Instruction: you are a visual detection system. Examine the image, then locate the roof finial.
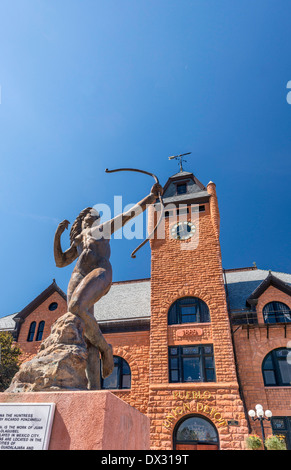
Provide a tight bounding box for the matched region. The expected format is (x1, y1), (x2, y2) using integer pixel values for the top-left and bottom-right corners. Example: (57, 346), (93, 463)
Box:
(168, 152), (191, 172)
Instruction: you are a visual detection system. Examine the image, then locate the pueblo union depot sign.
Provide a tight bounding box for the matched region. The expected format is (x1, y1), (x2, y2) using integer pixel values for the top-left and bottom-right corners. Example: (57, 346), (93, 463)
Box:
(162, 391), (229, 430)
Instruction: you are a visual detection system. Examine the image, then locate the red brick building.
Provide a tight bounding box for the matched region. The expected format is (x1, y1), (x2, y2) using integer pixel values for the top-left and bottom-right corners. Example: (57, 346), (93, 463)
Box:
(1, 169), (291, 450)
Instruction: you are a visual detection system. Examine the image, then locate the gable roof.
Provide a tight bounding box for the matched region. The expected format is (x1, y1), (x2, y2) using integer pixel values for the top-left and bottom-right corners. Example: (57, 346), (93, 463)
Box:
(0, 278), (151, 334)
(246, 271), (291, 305)
(224, 268), (291, 310)
(13, 280), (67, 323)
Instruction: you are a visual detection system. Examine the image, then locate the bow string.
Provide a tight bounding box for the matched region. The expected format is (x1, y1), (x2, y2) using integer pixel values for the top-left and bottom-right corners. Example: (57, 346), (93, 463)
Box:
(105, 167), (164, 258)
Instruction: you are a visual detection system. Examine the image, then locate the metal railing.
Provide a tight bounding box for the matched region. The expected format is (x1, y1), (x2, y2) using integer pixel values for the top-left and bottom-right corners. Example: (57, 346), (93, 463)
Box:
(229, 310), (258, 325)
(230, 310), (291, 326)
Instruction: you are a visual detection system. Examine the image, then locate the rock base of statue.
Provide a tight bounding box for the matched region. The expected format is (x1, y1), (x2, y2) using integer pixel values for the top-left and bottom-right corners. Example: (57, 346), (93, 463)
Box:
(0, 390), (150, 450)
(6, 313), (90, 392)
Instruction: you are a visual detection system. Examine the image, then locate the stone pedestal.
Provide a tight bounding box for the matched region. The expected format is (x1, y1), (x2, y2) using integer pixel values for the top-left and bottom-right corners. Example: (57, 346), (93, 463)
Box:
(6, 313), (89, 393)
(0, 391), (150, 450)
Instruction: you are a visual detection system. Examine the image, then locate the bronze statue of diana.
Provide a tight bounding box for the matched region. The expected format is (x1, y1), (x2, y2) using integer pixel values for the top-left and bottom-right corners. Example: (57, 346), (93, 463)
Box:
(54, 182), (163, 388)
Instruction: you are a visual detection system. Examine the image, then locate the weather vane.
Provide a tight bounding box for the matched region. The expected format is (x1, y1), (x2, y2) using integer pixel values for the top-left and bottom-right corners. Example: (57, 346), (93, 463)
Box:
(168, 152), (191, 172)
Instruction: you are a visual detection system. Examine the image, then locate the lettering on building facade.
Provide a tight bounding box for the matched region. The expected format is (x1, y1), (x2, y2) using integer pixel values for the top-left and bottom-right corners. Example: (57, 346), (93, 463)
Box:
(175, 328), (203, 340)
(162, 391), (228, 430)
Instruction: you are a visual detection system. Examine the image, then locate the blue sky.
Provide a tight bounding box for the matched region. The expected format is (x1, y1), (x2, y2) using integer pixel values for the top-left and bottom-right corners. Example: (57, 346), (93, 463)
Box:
(0, 1), (291, 317)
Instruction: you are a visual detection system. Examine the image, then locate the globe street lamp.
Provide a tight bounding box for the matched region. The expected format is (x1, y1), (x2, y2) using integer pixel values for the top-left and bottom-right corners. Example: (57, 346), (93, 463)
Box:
(248, 404), (272, 449)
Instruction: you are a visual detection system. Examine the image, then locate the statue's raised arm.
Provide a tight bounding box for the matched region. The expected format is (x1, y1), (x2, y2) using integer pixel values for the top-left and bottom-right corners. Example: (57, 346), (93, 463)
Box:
(101, 182), (163, 236)
(54, 219), (78, 268)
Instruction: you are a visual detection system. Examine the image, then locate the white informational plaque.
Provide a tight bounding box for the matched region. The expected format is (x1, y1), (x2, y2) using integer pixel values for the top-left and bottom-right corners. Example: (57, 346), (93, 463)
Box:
(0, 403), (55, 450)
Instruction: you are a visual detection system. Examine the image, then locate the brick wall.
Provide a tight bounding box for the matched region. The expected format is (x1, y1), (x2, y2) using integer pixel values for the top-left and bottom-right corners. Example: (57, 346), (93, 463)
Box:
(104, 331), (150, 415)
(16, 292), (67, 362)
(232, 284), (291, 437)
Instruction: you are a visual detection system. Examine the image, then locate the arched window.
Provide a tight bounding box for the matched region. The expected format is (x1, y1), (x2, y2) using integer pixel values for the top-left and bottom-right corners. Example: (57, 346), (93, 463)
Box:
(35, 321), (45, 341)
(168, 297), (210, 325)
(101, 356), (131, 390)
(27, 321), (36, 342)
(174, 415), (219, 450)
(263, 302), (291, 324)
(262, 348), (291, 386)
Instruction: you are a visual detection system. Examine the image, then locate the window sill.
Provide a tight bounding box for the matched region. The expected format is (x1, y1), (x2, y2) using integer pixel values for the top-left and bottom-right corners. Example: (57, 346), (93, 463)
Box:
(169, 322), (211, 327)
(264, 386), (291, 389)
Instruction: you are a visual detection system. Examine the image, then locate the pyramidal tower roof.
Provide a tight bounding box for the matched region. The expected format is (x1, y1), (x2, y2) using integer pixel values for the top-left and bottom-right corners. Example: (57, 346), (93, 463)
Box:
(162, 169), (210, 205)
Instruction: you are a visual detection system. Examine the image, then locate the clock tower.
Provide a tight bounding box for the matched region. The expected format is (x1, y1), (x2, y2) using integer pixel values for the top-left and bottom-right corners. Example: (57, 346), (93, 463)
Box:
(147, 169), (249, 450)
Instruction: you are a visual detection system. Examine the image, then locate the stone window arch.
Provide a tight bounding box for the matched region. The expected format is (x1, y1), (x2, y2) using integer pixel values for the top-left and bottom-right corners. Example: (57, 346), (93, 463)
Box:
(168, 297), (210, 325)
(173, 414), (219, 450)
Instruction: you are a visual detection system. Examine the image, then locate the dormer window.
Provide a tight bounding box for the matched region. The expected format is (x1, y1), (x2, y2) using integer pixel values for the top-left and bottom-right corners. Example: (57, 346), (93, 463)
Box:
(263, 301), (291, 324)
(176, 183), (187, 195)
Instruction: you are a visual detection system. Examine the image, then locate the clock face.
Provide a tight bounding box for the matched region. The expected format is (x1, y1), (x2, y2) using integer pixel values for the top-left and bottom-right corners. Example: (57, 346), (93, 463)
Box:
(171, 221), (196, 240)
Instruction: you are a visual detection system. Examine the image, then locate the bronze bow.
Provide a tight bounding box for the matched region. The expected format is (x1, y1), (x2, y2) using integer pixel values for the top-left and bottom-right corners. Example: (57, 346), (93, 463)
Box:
(105, 167), (164, 258)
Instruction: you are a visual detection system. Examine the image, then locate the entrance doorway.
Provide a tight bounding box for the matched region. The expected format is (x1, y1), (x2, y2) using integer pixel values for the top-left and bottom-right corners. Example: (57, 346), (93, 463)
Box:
(173, 414), (219, 450)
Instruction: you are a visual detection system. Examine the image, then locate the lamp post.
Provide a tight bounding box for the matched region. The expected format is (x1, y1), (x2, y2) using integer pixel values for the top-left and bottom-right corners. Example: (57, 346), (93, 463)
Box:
(248, 404), (272, 450)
